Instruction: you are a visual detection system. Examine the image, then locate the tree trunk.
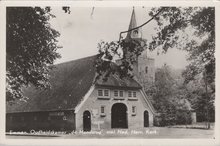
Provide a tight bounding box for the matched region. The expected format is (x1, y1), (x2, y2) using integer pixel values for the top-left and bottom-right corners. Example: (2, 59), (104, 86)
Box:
(204, 70), (210, 130)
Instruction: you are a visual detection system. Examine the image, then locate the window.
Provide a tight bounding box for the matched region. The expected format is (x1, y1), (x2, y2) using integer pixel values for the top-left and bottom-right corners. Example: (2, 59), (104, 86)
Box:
(101, 106), (105, 114)
(98, 89), (109, 97)
(119, 91), (123, 97)
(133, 91), (136, 97)
(100, 106), (106, 117)
(145, 66), (148, 74)
(104, 90), (109, 96)
(34, 116), (37, 121)
(98, 89), (103, 96)
(128, 91), (132, 97)
(98, 89), (110, 99)
(114, 90), (118, 97)
(128, 91), (138, 100)
(132, 106), (136, 116)
(132, 106), (136, 113)
(128, 91), (136, 98)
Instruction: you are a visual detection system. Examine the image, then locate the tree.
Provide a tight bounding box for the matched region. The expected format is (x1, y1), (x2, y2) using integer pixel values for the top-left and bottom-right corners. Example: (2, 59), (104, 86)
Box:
(148, 7), (215, 99)
(152, 64), (193, 126)
(95, 7), (215, 127)
(6, 7), (61, 101)
(96, 7), (215, 84)
(153, 65), (176, 126)
(185, 72), (215, 128)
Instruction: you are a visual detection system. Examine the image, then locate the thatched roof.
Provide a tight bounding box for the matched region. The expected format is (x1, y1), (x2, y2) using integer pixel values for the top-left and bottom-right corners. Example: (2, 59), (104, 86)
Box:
(6, 55), (141, 113)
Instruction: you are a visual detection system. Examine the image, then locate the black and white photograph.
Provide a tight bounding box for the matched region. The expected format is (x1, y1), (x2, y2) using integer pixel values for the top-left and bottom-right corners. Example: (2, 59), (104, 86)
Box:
(0, 1), (219, 145)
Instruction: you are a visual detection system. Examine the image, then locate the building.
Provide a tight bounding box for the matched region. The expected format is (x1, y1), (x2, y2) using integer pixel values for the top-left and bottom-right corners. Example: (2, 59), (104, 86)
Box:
(6, 9), (156, 132)
(123, 8), (155, 92)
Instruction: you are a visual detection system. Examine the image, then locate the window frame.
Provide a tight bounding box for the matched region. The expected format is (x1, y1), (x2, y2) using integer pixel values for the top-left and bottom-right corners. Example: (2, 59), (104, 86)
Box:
(114, 90), (119, 97)
(128, 90), (138, 100)
(119, 90), (124, 97)
(104, 89), (109, 97)
(98, 89), (103, 97)
(133, 91), (136, 97)
(97, 89), (110, 99)
(128, 91), (132, 97)
(100, 105), (106, 117)
(131, 106), (137, 116)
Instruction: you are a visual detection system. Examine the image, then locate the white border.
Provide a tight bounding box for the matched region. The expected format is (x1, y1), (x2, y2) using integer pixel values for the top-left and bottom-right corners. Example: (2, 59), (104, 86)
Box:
(0, 1), (219, 146)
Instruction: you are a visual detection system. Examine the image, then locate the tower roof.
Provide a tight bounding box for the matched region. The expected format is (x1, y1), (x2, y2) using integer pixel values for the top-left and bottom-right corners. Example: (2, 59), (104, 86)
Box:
(126, 8), (142, 40)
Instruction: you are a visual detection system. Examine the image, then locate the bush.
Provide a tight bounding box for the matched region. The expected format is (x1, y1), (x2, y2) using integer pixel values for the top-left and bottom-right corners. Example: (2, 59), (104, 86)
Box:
(154, 110), (192, 126)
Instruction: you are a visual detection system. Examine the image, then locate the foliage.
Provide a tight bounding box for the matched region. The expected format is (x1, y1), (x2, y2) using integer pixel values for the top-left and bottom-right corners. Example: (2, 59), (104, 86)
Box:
(6, 7), (61, 101)
(95, 39), (145, 81)
(185, 73), (215, 123)
(152, 65), (192, 126)
(149, 7), (215, 86)
(95, 7), (215, 125)
(96, 7), (215, 88)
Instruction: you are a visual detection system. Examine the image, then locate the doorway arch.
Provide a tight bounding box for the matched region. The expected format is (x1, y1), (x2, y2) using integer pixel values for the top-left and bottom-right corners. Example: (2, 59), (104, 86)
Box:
(111, 103), (128, 128)
(83, 110), (91, 131)
(144, 110), (149, 127)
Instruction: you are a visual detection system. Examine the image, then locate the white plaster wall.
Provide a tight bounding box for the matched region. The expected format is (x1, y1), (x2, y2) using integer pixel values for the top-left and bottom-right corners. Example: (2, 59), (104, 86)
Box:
(75, 86), (155, 131)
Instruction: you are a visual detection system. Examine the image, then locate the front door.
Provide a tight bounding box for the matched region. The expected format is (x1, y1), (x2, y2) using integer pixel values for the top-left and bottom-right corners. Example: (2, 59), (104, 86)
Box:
(111, 103), (128, 128)
(83, 110), (91, 131)
(144, 110), (149, 127)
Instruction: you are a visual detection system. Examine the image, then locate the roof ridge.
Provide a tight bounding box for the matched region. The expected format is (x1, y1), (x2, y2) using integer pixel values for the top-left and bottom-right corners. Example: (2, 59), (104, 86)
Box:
(54, 54), (97, 66)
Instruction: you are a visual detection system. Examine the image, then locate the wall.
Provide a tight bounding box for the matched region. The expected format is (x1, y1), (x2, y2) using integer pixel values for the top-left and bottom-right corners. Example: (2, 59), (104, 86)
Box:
(129, 49), (155, 93)
(137, 55), (155, 91)
(75, 86), (154, 131)
(6, 110), (75, 132)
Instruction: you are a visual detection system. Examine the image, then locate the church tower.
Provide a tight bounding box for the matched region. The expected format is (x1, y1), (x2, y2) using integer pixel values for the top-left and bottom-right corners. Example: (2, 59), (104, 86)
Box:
(125, 8), (155, 92)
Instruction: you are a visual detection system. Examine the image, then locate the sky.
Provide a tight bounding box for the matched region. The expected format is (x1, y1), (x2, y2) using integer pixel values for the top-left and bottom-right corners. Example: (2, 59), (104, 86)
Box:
(50, 7), (189, 69)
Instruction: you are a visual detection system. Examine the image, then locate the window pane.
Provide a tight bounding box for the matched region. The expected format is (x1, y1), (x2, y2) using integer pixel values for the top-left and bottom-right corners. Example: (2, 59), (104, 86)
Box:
(104, 90), (109, 96)
(132, 106), (136, 113)
(98, 90), (103, 96)
(133, 91), (136, 97)
(119, 91), (123, 97)
(128, 91), (132, 97)
(114, 90), (118, 97)
(101, 106), (105, 113)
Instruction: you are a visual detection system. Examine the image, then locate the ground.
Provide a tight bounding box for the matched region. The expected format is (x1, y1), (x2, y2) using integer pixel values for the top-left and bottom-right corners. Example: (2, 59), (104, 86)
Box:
(6, 127), (215, 139)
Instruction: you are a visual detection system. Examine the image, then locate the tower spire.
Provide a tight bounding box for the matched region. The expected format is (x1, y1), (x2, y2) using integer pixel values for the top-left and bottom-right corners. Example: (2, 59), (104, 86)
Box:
(126, 8), (142, 40)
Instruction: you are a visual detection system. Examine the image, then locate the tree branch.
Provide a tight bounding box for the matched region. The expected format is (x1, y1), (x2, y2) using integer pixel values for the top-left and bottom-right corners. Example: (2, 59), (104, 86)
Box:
(118, 7), (165, 42)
